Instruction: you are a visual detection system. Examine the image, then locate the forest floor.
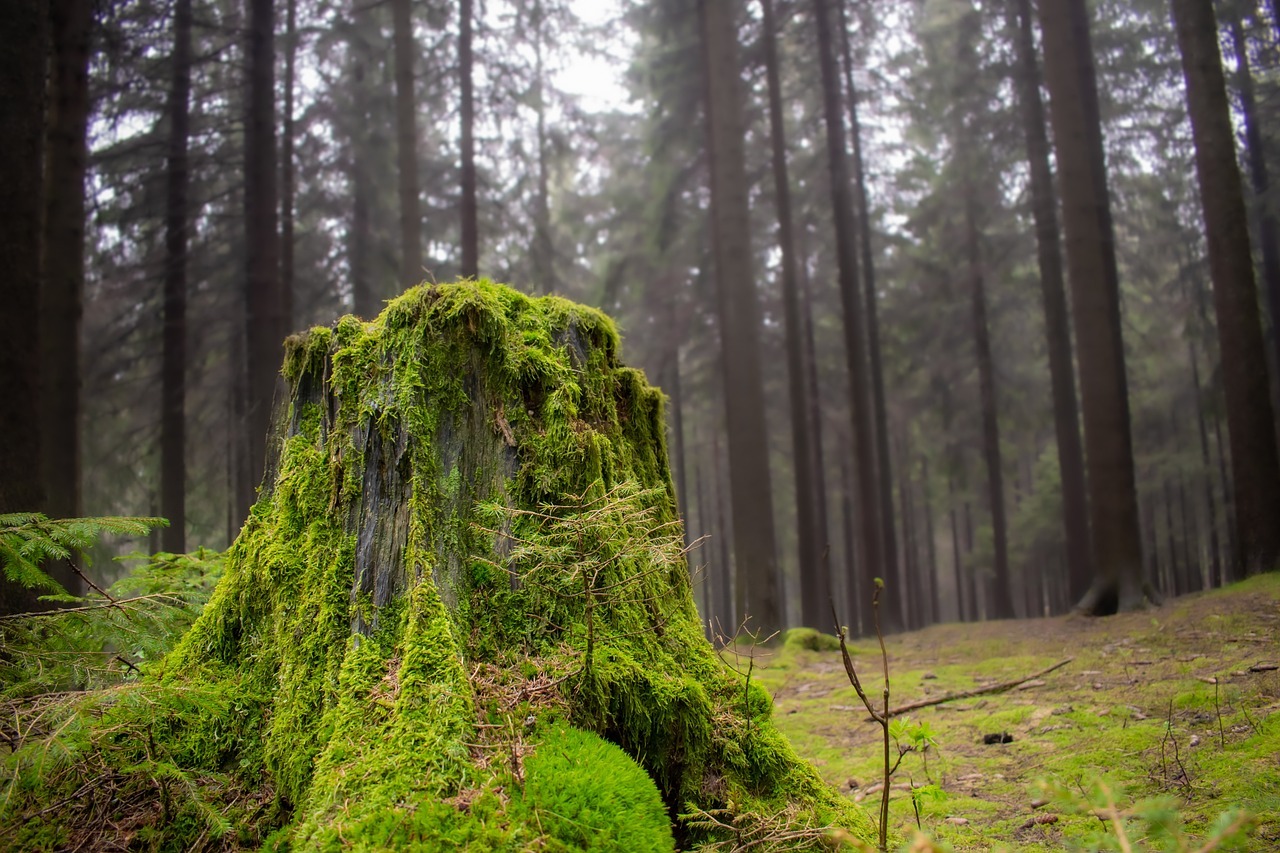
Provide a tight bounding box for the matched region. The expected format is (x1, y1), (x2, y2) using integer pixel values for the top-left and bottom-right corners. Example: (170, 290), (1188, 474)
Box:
(751, 573), (1280, 851)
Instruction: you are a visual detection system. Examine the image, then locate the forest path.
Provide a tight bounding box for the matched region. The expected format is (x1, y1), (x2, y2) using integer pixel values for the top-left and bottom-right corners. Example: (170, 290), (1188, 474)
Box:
(751, 573), (1280, 850)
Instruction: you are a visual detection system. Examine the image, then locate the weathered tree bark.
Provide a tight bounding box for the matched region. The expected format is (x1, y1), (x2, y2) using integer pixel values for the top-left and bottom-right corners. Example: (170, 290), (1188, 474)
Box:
(243, 0), (281, 507)
(280, 0), (296, 330)
(811, 0), (885, 634)
(1037, 0), (1147, 613)
(699, 0), (782, 636)
(1172, 0), (1280, 575)
(460, 0), (479, 279)
(837, 0), (899, 607)
(0, 0), (48, 613)
(392, 0), (422, 287)
(161, 0), (193, 554)
(1010, 0), (1092, 604)
(41, 0), (92, 540)
(762, 0), (826, 629)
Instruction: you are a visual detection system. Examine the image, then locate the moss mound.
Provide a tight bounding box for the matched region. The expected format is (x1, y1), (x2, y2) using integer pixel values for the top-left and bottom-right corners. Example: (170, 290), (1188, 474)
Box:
(1, 280), (873, 850)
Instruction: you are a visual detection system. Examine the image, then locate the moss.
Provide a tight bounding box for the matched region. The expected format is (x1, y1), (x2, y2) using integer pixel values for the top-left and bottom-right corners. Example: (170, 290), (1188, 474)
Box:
(3, 280), (873, 850)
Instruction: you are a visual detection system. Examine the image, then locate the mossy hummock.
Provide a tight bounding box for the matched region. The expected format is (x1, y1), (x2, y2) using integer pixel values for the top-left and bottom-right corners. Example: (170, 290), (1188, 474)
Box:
(7, 280), (873, 850)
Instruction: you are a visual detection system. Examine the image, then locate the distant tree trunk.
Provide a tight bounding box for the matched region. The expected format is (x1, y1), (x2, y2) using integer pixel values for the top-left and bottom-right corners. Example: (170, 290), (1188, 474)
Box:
(243, 0), (280, 505)
(1011, 0), (1092, 603)
(349, 44), (375, 319)
(460, 0), (479, 279)
(798, 223), (832, 599)
(531, 0), (556, 295)
(1225, 5), (1280, 387)
(896, 436), (921, 628)
(840, 452), (867, 635)
(0, 0), (48, 613)
(947, 476), (963, 622)
(1140, 493), (1160, 594)
(711, 417), (735, 632)
(162, 0), (193, 554)
(921, 454), (940, 624)
(1173, 0), (1280, 575)
(762, 0), (826, 629)
(699, 0), (781, 637)
(962, 499), (979, 619)
(41, 0), (92, 539)
(964, 200), (1016, 619)
(1177, 473), (1199, 592)
(1188, 332), (1223, 586)
(1037, 0), (1146, 613)
(837, 0), (898, 604)
(1162, 475), (1181, 597)
(280, 0), (296, 329)
(392, 0), (422, 287)
(666, 355), (691, 557)
(811, 0), (886, 633)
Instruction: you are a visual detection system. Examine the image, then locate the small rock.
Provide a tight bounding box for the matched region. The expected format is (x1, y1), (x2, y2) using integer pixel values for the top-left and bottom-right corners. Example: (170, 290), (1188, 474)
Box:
(1190, 735), (1201, 747)
(945, 817), (969, 826)
(1093, 682), (1104, 690)
(1030, 798), (1049, 809)
(982, 732), (1014, 745)
(846, 778), (859, 790)
(921, 672), (937, 680)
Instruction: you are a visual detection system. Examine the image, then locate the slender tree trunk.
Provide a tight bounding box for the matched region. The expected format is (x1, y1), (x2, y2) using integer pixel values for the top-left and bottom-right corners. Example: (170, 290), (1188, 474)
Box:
(762, 0), (826, 629)
(963, 499), (979, 619)
(1037, 0), (1146, 613)
(1178, 473), (1200, 592)
(922, 454), (940, 624)
(798, 223), (832, 598)
(244, 0), (280, 505)
(1141, 493), (1160, 595)
(531, 0), (556, 295)
(460, 0), (479, 279)
(699, 0), (781, 637)
(280, 0), (296, 331)
(811, 0), (886, 632)
(965, 199), (1016, 619)
(667, 355), (691, 558)
(1188, 333), (1223, 586)
(840, 452), (868, 635)
(896, 436), (920, 628)
(349, 45), (375, 319)
(162, 0), (193, 554)
(1173, 0), (1280, 575)
(1225, 6), (1280, 395)
(947, 476), (963, 623)
(0, 0), (49, 613)
(837, 0), (898, 602)
(711, 416), (735, 633)
(1163, 475), (1181, 597)
(41, 0), (92, 538)
(1011, 0), (1092, 602)
(392, 0), (422, 287)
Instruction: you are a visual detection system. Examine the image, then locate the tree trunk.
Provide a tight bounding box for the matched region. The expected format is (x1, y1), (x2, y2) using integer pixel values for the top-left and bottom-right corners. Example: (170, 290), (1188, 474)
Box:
(280, 0), (296, 331)
(1010, 0), (1092, 603)
(1225, 5), (1280, 400)
(699, 0), (781, 637)
(921, 454), (940, 624)
(392, 0), (422, 288)
(531, 0), (556, 295)
(1188, 332), (1223, 587)
(837, 0), (898, 605)
(798, 222), (833, 604)
(243, 0), (280, 507)
(162, 0), (193, 554)
(811, 0), (886, 633)
(460, 0), (479, 279)
(1036, 0), (1146, 613)
(0, 0), (48, 613)
(947, 476), (963, 622)
(762, 0), (826, 629)
(41, 0), (92, 537)
(1173, 0), (1280, 575)
(965, 200), (1016, 619)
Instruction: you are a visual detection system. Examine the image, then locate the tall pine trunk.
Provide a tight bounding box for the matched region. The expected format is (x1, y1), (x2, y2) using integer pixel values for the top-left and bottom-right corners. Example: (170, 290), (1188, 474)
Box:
(762, 0), (826, 629)
(280, 0), (296, 329)
(1010, 0), (1091, 602)
(1172, 0), (1280, 575)
(42, 0), (93, 541)
(162, 0), (193, 553)
(244, 0), (281, 506)
(1036, 0), (1146, 612)
(837, 0), (898, 604)
(460, 0), (478, 279)
(392, 0), (422, 287)
(531, 0), (556, 295)
(1226, 7), (1280, 415)
(700, 0), (781, 636)
(0, 0), (48, 613)
(811, 0), (885, 633)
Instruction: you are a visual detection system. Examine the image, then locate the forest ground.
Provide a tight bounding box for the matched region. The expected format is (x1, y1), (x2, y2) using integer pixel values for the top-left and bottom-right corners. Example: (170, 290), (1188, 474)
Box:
(750, 573), (1280, 851)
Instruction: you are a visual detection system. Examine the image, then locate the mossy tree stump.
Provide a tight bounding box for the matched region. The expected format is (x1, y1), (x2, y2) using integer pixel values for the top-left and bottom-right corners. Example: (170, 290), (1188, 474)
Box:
(8, 281), (873, 850)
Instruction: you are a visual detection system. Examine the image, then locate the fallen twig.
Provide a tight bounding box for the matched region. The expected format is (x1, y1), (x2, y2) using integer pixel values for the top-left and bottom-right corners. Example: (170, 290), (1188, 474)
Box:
(879, 658), (1074, 718)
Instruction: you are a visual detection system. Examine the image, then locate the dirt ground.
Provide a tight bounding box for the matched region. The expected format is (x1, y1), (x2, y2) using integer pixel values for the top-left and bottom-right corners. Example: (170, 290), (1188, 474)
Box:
(751, 573), (1280, 850)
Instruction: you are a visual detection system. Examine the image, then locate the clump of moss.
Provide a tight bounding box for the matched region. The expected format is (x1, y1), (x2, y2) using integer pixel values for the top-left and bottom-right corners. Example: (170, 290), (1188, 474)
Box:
(1, 280), (873, 850)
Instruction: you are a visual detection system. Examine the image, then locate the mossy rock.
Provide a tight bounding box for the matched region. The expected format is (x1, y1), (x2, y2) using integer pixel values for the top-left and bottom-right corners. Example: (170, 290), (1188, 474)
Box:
(2, 280), (874, 850)
(783, 627), (844, 653)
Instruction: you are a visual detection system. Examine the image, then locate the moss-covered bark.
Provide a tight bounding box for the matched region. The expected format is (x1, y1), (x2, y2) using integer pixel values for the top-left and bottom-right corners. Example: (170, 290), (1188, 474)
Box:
(4, 281), (873, 850)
